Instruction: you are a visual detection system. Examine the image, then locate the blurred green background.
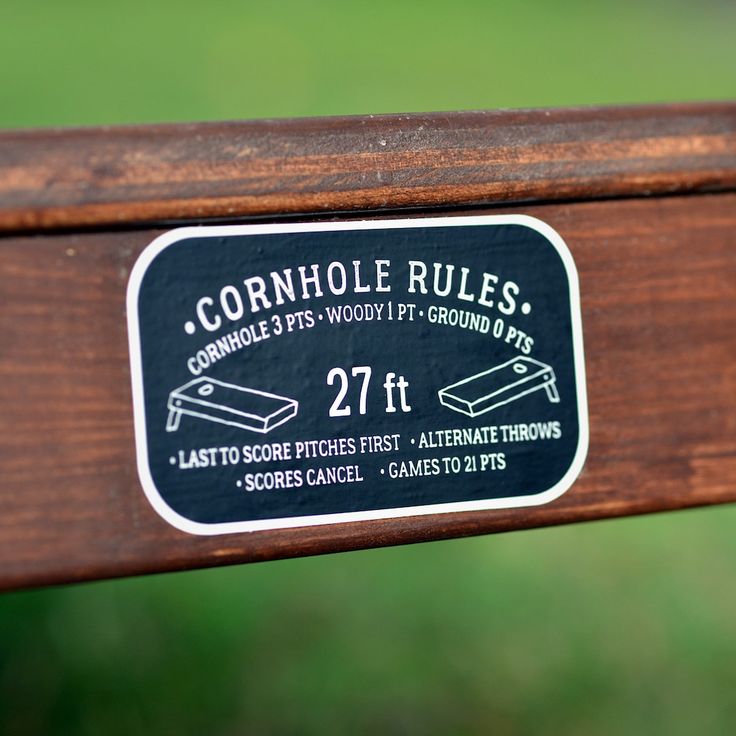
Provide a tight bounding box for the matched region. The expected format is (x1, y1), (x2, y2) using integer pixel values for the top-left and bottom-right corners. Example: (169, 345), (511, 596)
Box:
(2, 1), (736, 734)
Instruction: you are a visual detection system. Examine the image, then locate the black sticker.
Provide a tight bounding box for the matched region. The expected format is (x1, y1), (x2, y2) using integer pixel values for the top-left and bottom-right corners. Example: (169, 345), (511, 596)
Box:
(127, 216), (588, 534)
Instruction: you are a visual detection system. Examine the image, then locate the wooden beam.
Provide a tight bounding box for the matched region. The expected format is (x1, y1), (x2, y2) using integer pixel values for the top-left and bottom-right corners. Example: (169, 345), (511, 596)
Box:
(1, 192), (735, 590)
(1, 103), (735, 233)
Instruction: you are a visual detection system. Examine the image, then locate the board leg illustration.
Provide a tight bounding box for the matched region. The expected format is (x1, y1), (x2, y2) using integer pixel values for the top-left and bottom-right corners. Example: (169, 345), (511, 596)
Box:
(166, 407), (183, 432)
(545, 381), (561, 403)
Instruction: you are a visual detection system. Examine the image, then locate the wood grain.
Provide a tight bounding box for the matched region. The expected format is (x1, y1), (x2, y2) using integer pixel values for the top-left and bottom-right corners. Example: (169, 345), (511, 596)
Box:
(1, 192), (735, 590)
(1, 102), (735, 233)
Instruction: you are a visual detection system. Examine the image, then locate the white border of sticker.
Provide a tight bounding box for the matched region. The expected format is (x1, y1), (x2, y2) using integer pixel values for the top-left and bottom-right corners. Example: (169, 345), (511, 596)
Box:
(127, 215), (589, 535)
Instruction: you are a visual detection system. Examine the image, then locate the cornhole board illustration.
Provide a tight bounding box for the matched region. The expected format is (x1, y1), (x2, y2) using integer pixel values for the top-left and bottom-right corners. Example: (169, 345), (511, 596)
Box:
(438, 356), (559, 418)
(166, 377), (298, 434)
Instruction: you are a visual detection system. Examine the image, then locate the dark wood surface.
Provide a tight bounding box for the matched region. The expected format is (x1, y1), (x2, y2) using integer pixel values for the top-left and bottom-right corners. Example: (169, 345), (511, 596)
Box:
(1, 102), (735, 233)
(1, 192), (736, 590)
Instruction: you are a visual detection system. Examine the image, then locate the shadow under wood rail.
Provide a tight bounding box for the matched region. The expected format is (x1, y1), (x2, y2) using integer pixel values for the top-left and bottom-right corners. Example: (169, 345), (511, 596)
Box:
(0, 103), (735, 591)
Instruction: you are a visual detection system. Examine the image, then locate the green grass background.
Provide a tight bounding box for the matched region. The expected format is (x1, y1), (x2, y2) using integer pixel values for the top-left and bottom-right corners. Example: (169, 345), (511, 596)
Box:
(1, 1), (736, 734)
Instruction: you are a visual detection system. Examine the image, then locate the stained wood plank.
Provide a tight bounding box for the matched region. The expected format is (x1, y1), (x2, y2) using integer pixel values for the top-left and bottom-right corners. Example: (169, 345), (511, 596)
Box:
(1, 193), (735, 590)
(1, 103), (735, 233)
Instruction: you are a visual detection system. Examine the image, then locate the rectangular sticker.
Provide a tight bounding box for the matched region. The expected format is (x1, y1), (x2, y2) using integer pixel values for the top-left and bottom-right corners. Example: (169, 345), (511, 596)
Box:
(127, 215), (588, 534)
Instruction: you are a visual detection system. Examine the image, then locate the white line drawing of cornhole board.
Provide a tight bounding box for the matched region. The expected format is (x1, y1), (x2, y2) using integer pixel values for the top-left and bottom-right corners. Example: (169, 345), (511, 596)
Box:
(438, 356), (560, 418)
(166, 377), (298, 434)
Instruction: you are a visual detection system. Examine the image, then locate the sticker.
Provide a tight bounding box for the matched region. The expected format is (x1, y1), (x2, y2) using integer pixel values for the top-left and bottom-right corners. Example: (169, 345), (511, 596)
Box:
(127, 215), (588, 535)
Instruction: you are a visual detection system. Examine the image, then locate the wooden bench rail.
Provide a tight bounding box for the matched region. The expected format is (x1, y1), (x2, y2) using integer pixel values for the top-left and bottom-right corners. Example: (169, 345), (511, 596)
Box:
(1, 102), (735, 233)
(1, 103), (735, 590)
